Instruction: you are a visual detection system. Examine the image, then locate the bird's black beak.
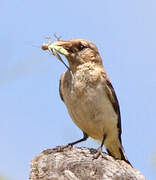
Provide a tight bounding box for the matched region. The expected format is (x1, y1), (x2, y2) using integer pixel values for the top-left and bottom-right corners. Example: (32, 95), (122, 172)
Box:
(50, 41), (71, 56)
(41, 40), (71, 70)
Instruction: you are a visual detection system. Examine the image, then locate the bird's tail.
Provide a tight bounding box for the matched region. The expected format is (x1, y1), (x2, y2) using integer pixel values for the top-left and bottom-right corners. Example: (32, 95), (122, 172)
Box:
(105, 140), (132, 167)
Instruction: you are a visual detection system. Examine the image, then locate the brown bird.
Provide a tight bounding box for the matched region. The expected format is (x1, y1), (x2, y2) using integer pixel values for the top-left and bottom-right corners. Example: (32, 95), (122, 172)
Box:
(42, 38), (131, 166)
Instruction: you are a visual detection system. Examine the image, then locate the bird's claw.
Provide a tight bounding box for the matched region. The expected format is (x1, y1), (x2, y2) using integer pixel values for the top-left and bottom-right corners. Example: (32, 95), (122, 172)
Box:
(56, 144), (73, 152)
(93, 147), (105, 159)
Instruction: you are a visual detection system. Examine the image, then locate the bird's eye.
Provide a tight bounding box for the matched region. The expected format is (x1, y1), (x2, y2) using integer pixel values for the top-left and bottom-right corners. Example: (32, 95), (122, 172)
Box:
(78, 43), (86, 51)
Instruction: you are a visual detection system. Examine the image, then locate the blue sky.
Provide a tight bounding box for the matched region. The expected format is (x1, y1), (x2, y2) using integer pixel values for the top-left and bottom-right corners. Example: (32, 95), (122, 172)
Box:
(0, 0), (156, 179)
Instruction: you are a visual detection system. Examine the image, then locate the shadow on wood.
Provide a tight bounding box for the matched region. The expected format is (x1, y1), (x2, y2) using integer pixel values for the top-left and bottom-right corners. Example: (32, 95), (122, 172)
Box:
(29, 146), (146, 180)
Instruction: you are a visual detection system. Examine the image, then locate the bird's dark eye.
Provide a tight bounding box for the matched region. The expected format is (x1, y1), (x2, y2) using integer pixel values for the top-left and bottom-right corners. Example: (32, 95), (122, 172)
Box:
(78, 43), (86, 51)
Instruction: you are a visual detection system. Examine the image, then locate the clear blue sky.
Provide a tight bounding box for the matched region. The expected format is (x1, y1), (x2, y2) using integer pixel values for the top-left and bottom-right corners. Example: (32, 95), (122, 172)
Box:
(0, 0), (156, 179)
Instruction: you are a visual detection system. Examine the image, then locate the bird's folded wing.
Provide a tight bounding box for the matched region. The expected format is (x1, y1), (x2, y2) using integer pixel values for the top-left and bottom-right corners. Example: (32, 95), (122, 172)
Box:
(103, 73), (122, 140)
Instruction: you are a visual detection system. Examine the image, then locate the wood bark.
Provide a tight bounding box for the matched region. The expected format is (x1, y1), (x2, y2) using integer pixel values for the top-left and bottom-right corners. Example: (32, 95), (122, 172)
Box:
(29, 147), (146, 180)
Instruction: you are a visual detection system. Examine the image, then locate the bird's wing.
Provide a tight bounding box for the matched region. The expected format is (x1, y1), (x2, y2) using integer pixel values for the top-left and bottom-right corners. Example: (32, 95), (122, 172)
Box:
(59, 72), (65, 102)
(103, 73), (122, 141)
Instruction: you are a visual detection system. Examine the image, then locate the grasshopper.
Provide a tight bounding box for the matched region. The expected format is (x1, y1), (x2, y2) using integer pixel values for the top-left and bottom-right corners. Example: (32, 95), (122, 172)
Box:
(42, 37), (70, 71)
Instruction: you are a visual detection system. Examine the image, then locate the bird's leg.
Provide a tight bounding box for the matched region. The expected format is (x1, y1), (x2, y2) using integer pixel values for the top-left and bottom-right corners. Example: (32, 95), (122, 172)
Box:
(68, 132), (88, 146)
(93, 134), (106, 159)
(57, 132), (88, 150)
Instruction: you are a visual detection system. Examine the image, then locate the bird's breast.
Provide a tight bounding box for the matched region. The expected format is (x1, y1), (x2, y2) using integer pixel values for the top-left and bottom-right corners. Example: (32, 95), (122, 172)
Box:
(61, 68), (118, 140)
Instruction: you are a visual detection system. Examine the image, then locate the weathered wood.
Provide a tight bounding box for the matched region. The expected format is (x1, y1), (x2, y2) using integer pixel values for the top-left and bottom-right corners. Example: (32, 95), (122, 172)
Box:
(30, 147), (146, 180)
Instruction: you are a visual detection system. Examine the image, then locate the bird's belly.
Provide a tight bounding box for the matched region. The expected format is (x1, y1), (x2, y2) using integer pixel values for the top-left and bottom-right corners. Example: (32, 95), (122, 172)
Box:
(63, 83), (118, 141)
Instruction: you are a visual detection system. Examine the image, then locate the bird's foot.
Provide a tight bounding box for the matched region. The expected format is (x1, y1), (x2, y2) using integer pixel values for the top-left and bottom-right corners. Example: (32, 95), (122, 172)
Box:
(93, 147), (105, 159)
(56, 144), (73, 152)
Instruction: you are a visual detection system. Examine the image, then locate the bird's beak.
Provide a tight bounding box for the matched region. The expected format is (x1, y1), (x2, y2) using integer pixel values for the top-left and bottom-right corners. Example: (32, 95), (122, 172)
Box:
(41, 40), (71, 70)
(48, 41), (70, 56)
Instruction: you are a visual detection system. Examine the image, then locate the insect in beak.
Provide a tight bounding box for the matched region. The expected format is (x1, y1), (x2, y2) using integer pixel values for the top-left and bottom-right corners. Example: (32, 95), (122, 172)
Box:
(41, 38), (70, 71)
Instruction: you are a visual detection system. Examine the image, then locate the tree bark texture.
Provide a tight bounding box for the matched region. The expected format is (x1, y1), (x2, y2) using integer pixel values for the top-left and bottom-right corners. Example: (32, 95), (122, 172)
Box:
(29, 147), (146, 180)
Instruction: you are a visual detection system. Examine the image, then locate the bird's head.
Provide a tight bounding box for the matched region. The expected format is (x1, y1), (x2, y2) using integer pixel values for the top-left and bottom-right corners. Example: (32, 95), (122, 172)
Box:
(50, 39), (103, 72)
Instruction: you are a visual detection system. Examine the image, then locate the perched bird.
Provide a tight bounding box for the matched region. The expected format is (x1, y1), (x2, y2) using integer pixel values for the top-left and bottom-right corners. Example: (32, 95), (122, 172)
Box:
(42, 38), (131, 166)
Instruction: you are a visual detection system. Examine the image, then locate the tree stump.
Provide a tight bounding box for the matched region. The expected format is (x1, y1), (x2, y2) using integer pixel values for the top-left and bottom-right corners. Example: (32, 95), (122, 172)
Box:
(29, 147), (146, 180)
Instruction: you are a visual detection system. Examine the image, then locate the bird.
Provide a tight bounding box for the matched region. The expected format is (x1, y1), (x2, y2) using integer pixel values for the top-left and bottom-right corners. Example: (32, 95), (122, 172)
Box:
(42, 38), (131, 166)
